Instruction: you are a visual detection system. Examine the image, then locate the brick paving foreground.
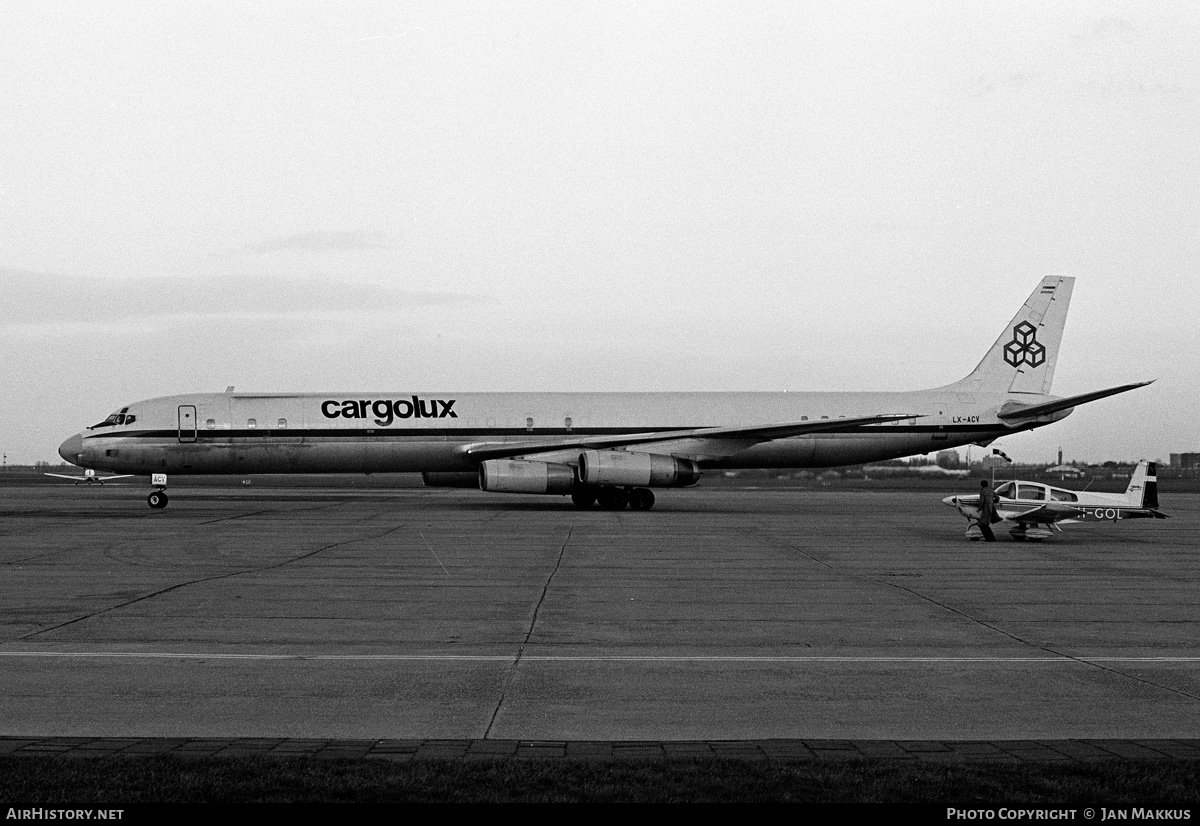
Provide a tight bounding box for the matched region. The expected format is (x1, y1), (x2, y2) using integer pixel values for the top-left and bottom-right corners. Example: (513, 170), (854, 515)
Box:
(3, 738), (1200, 763)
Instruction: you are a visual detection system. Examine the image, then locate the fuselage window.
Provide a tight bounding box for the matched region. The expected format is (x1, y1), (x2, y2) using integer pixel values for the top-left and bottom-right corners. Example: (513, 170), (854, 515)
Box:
(1050, 489), (1078, 503)
(526, 417), (534, 431)
(277, 418), (287, 428)
(1017, 484), (1045, 501)
(205, 419), (216, 429)
(247, 418), (257, 429)
(564, 416), (572, 430)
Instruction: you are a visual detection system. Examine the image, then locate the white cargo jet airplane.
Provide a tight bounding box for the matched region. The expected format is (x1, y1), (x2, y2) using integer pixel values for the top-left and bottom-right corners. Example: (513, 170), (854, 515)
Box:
(943, 460), (1168, 541)
(57, 276), (1150, 510)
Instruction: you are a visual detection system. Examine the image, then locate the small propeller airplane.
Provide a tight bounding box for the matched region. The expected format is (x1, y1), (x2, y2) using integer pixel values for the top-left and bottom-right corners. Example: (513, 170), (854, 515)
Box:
(943, 460), (1168, 541)
(44, 468), (134, 485)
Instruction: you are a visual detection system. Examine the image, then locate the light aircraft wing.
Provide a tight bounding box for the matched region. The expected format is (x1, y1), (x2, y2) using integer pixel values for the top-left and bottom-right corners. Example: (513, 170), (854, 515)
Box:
(997, 381), (1153, 422)
(461, 413), (923, 462)
(1005, 503), (1082, 524)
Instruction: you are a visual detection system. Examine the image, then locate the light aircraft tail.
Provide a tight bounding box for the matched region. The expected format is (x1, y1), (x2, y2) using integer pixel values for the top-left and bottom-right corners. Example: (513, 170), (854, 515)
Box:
(1124, 461), (1158, 509)
(949, 276), (1074, 395)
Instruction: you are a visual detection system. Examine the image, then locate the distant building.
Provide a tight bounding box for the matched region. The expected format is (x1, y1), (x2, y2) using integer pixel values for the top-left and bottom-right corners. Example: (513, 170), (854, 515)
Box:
(1046, 464), (1085, 478)
(935, 449), (962, 469)
(1171, 453), (1200, 469)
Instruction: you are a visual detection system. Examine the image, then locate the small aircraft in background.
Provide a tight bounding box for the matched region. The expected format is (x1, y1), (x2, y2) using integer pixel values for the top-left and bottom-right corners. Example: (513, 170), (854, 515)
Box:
(44, 468), (134, 486)
(943, 460), (1168, 541)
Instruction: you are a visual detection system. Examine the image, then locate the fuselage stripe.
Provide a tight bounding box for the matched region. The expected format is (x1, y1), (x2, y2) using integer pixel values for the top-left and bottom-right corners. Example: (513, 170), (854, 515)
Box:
(85, 423), (1012, 442)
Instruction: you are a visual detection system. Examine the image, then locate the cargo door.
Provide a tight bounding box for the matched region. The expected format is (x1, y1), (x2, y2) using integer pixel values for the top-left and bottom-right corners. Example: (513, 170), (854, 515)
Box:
(178, 405), (197, 443)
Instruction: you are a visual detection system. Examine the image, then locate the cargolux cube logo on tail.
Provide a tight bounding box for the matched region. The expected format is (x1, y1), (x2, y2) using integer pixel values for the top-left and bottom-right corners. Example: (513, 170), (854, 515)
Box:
(1003, 321), (1045, 367)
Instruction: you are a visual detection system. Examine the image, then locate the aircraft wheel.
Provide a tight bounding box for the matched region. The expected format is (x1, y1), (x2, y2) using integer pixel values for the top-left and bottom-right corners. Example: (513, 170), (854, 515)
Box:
(597, 486), (628, 510)
(628, 488), (655, 510)
(148, 491), (169, 509)
(571, 489), (597, 508)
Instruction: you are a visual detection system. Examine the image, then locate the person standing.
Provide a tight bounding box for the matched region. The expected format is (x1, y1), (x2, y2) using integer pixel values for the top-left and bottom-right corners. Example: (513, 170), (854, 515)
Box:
(977, 479), (998, 541)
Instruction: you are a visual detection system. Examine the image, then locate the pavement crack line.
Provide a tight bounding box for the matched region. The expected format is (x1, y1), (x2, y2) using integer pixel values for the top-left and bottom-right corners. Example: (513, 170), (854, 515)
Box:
(17, 523), (410, 642)
(739, 526), (1200, 704)
(3, 537), (126, 567)
(197, 499), (354, 525)
(483, 526), (574, 739)
(196, 509), (274, 524)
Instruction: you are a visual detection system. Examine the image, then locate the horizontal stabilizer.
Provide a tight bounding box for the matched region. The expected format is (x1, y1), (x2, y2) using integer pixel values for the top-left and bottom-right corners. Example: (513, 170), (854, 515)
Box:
(996, 381), (1153, 421)
(461, 413), (923, 463)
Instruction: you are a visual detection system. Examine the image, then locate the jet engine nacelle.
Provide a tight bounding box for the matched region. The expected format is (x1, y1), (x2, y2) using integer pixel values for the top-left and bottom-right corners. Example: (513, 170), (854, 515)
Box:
(577, 450), (700, 488)
(479, 459), (575, 494)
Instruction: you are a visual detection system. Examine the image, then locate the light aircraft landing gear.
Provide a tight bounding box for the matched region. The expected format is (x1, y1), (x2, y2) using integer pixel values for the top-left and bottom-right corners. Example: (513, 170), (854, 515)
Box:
(1010, 525), (1052, 542)
(147, 473), (169, 509)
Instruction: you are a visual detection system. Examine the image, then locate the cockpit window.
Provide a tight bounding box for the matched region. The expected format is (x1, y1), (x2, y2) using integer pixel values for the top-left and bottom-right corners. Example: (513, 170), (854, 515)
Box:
(994, 482), (1015, 498)
(91, 407), (133, 429)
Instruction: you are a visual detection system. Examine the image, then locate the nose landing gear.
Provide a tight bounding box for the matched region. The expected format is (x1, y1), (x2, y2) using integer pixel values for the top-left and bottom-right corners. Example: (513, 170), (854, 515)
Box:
(147, 473), (169, 509)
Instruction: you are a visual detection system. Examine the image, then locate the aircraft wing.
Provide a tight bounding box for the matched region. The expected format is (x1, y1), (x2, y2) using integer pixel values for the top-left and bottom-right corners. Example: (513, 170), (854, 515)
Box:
(460, 413), (923, 463)
(997, 381), (1153, 422)
(44, 473), (88, 481)
(43, 473), (134, 482)
(1004, 503), (1082, 524)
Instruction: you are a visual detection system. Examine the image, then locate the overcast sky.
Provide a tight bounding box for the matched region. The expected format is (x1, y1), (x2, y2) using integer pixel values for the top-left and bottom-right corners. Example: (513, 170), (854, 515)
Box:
(2, 1), (1196, 465)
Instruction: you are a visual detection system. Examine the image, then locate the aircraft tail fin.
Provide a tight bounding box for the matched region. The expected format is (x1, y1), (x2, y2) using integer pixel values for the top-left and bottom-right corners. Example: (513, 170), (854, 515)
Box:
(948, 276), (1074, 395)
(1125, 461), (1158, 509)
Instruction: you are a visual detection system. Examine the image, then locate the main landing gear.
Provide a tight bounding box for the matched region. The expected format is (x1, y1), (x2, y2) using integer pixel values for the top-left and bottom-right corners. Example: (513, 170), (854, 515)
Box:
(572, 486), (655, 510)
(147, 473), (169, 509)
(1009, 525), (1054, 542)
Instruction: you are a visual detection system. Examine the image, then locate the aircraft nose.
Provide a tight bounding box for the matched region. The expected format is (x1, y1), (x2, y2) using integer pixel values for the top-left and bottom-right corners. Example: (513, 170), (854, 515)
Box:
(58, 433), (83, 465)
(941, 495), (958, 507)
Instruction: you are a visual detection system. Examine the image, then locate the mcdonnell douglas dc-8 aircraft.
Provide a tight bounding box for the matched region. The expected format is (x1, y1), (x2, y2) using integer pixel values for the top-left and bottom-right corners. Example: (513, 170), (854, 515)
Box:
(57, 276), (1150, 509)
